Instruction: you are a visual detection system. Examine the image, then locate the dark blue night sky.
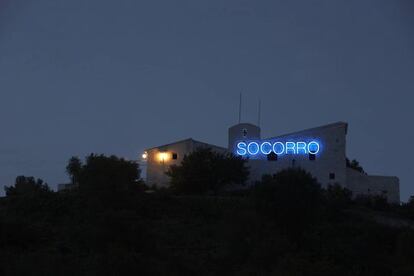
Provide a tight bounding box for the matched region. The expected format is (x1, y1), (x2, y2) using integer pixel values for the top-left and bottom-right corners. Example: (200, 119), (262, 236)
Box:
(0, 0), (413, 200)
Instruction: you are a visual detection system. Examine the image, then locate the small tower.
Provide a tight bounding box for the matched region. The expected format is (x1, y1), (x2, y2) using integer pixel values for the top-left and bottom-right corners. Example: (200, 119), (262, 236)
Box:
(229, 93), (261, 153)
(228, 123), (261, 153)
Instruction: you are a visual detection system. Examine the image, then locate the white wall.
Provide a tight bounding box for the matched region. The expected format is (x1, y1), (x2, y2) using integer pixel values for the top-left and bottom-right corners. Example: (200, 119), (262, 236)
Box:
(346, 168), (400, 204)
(145, 139), (227, 188)
(245, 122), (348, 188)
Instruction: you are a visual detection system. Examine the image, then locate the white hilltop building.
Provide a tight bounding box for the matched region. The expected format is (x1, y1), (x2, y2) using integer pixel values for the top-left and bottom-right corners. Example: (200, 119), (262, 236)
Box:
(143, 121), (400, 203)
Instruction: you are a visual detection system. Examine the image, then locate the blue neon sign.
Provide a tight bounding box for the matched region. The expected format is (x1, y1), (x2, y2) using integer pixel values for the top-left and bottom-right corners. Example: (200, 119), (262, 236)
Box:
(236, 140), (321, 157)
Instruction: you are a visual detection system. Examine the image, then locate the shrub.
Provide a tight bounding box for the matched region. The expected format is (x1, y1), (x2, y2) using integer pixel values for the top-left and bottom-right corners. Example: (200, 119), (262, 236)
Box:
(166, 148), (249, 195)
(4, 176), (51, 197)
(66, 154), (142, 194)
(254, 168), (322, 235)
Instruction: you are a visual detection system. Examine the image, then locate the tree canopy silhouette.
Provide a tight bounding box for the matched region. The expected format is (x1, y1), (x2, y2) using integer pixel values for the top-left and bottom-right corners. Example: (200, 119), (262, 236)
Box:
(66, 156), (82, 185)
(1, 154), (414, 275)
(254, 168), (322, 235)
(66, 154), (141, 193)
(166, 148), (249, 194)
(4, 176), (51, 197)
(346, 158), (366, 174)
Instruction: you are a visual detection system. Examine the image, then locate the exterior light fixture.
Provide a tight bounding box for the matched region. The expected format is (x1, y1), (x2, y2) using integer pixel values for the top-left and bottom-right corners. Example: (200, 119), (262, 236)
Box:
(142, 151), (148, 160)
(158, 152), (169, 163)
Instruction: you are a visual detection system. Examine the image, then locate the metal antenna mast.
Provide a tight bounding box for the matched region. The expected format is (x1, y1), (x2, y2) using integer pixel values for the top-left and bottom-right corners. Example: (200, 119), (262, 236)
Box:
(238, 92), (242, 124)
(258, 98), (261, 127)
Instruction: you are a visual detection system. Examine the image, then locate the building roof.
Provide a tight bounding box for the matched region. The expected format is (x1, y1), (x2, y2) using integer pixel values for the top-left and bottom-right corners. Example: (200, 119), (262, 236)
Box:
(145, 122), (348, 151)
(266, 121), (348, 140)
(145, 138), (227, 151)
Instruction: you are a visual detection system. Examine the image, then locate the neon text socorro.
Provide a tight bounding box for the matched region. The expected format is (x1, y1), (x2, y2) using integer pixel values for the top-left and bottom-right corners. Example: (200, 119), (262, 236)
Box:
(236, 141), (321, 156)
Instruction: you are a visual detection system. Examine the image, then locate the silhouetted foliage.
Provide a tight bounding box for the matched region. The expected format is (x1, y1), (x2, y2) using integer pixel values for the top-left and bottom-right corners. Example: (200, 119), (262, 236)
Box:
(4, 176), (51, 197)
(408, 196), (414, 206)
(66, 154), (141, 194)
(166, 148), (249, 195)
(346, 158), (366, 174)
(355, 194), (390, 211)
(2, 159), (414, 275)
(325, 184), (353, 207)
(399, 196), (414, 219)
(254, 168), (322, 235)
(66, 156), (82, 185)
(395, 231), (414, 275)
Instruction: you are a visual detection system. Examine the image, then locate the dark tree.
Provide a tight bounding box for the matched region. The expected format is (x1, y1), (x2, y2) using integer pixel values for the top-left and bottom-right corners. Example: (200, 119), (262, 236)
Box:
(346, 158), (366, 174)
(76, 154), (141, 193)
(4, 176), (51, 197)
(407, 196), (414, 208)
(66, 156), (82, 185)
(254, 168), (322, 235)
(166, 148), (249, 195)
(323, 184), (353, 220)
(325, 184), (353, 208)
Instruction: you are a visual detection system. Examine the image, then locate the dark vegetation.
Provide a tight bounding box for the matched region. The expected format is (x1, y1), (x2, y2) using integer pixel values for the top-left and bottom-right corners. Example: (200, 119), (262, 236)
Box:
(346, 157), (366, 174)
(1, 151), (414, 275)
(166, 148), (249, 194)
